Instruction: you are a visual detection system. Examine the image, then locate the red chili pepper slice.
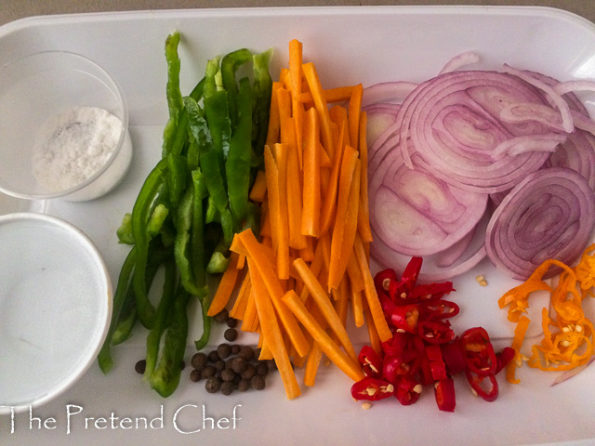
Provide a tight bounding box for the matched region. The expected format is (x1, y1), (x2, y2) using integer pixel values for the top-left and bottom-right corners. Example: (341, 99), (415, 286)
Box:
(351, 377), (395, 401)
(460, 327), (498, 376)
(381, 332), (409, 357)
(424, 345), (447, 381)
(409, 281), (455, 302)
(374, 268), (398, 297)
(382, 355), (411, 384)
(418, 320), (455, 345)
(495, 347), (515, 374)
(420, 299), (460, 320)
(465, 369), (499, 402)
(394, 375), (422, 406)
(434, 376), (456, 412)
(441, 339), (467, 375)
(358, 345), (383, 378)
(390, 303), (420, 333)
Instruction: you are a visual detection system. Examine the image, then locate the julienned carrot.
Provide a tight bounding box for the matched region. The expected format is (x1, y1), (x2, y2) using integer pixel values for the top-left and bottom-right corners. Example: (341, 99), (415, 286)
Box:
(302, 62), (334, 159)
(320, 120), (346, 235)
(282, 290), (364, 382)
(264, 145), (280, 251)
(248, 259), (301, 399)
(298, 85), (355, 104)
(348, 84), (363, 151)
(507, 315), (530, 384)
(357, 111), (373, 243)
(301, 106), (321, 237)
(273, 144), (290, 279)
(289, 39), (304, 170)
(266, 82), (282, 146)
(351, 283), (364, 328)
(328, 145), (358, 290)
(229, 273), (251, 319)
(304, 342), (323, 386)
(207, 252), (241, 316)
(241, 288), (259, 332)
(364, 303), (382, 354)
(249, 170), (267, 203)
(355, 234), (393, 342)
(232, 229), (310, 358)
(286, 135), (307, 250)
(292, 258), (357, 362)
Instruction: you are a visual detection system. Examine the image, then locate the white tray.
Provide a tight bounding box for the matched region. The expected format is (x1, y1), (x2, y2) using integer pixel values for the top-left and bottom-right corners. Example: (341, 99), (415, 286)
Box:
(1, 6), (594, 446)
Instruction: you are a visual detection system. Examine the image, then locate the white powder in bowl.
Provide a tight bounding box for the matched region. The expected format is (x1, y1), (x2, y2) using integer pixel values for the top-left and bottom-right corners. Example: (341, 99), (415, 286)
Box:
(32, 106), (127, 196)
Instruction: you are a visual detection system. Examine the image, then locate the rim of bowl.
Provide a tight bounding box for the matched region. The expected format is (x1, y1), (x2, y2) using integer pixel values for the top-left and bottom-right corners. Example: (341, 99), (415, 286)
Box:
(0, 50), (129, 200)
(0, 212), (113, 413)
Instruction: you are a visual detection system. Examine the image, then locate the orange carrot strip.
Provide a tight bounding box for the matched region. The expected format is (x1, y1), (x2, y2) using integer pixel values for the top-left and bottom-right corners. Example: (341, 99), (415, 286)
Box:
(266, 82), (281, 146)
(249, 169), (267, 202)
(304, 342), (323, 387)
(299, 236), (315, 262)
(357, 111), (373, 243)
(319, 141), (332, 168)
(286, 132), (307, 250)
(259, 341), (274, 361)
(355, 235), (393, 342)
(348, 84), (363, 150)
(507, 315), (531, 384)
(248, 261), (301, 399)
(292, 258), (357, 362)
(299, 85), (355, 104)
(299, 241), (326, 302)
(289, 39), (304, 169)
(302, 62), (334, 159)
(328, 146), (358, 290)
(351, 284), (365, 328)
(280, 67), (291, 91)
(282, 290), (364, 382)
(264, 145), (280, 252)
(301, 106), (321, 237)
(241, 288), (259, 332)
(233, 230), (310, 357)
(207, 252), (241, 316)
(346, 254), (364, 293)
(319, 120), (347, 235)
(273, 143), (290, 279)
(229, 273), (251, 320)
(329, 105), (351, 147)
(364, 303), (382, 354)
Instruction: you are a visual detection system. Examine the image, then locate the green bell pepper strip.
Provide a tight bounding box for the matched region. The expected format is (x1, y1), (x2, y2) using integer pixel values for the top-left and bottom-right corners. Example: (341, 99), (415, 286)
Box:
(148, 286), (190, 397)
(204, 57), (231, 159)
(166, 153), (187, 209)
(144, 259), (177, 385)
(226, 76), (253, 224)
(116, 213), (134, 245)
(221, 48), (252, 127)
(161, 32), (184, 158)
(147, 203), (169, 237)
(131, 158), (169, 329)
(184, 96), (212, 170)
(98, 247), (137, 373)
(251, 49), (273, 159)
(174, 186), (201, 296)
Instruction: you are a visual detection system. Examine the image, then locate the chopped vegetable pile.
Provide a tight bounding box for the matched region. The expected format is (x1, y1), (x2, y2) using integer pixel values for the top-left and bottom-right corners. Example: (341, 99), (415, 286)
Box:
(98, 32), (272, 397)
(351, 257), (513, 411)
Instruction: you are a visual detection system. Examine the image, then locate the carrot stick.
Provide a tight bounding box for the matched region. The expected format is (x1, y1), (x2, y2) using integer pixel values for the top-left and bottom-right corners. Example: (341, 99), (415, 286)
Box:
(364, 303), (382, 354)
(304, 342), (323, 387)
(351, 284), (365, 328)
(346, 254), (364, 293)
(241, 288), (259, 332)
(348, 84), (363, 150)
(289, 39), (304, 170)
(292, 258), (357, 362)
(319, 141), (332, 168)
(299, 240), (325, 302)
(319, 120), (347, 235)
(249, 169), (267, 202)
(299, 85), (355, 104)
(299, 236), (315, 262)
(327, 146), (358, 290)
(273, 143), (290, 279)
(248, 261), (301, 399)
(264, 145), (280, 252)
(280, 67), (291, 91)
(355, 234), (393, 342)
(301, 106), (321, 237)
(302, 62), (334, 159)
(207, 252), (241, 316)
(286, 133), (307, 250)
(233, 230), (310, 357)
(259, 341), (274, 361)
(229, 273), (251, 320)
(266, 82), (281, 146)
(357, 111), (373, 243)
(282, 290), (364, 382)
(329, 105), (351, 147)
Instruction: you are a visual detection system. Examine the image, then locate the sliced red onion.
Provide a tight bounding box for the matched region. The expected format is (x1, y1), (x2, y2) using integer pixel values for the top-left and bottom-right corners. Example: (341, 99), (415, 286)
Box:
(554, 80), (595, 96)
(395, 70), (552, 192)
(492, 133), (567, 158)
(499, 102), (567, 132)
(545, 131), (595, 190)
(436, 224), (476, 267)
(485, 167), (595, 280)
(363, 103), (400, 149)
(362, 81), (417, 108)
(439, 51), (480, 74)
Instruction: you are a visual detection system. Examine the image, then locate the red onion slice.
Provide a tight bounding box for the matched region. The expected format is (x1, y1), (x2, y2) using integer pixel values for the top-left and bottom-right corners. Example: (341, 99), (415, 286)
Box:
(545, 131), (595, 190)
(363, 103), (400, 149)
(485, 167), (595, 280)
(439, 51), (480, 74)
(362, 81), (417, 107)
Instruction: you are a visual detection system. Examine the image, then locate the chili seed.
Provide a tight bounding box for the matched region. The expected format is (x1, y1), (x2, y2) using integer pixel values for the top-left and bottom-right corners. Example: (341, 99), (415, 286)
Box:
(221, 369), (236, 382)
(191, 352), (208, 369)
(241, 364), (256, 380)
(224, 328), (238, 342)
(190, 369), (202, 382)
(205, 377), (221, 393)
(214, 309), (229, 324)
(231, 344), (241, 355)
(239, 345), (255, 361)
(208, 350), (220, 362)
(220, 381), (235, 395)
(230, 357), (247, 374)
(217, 343), (232, 359)
(361, 402), (373, 410)
(201, 366), (216, 379)
(226, 318), (238, 328)
(251, 375), (266, 390)
(135, 359), (146, 374)
(237, 379), (251, 392)
(255, 361), (268, 376)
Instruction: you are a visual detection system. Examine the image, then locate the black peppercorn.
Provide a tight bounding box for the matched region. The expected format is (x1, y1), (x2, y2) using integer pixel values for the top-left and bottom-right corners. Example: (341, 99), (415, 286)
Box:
(224, 328), (238, 342)
(251, 375), (266, 390)
(191, 352), (208, 369)
(205, 377), (222, 393)
(135, 359), (146, 374)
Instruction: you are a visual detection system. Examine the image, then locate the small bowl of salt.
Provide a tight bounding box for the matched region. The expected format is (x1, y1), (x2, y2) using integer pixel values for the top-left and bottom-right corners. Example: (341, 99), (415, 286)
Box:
(0, 50), (132, 201)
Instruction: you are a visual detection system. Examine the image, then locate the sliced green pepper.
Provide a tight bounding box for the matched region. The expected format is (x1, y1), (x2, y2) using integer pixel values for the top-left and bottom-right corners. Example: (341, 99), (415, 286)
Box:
(221, 48), (252, 127)
(251, 48), (273, 159)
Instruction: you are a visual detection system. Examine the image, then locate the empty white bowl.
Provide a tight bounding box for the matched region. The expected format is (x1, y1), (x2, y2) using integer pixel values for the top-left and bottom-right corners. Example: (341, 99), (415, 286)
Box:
(0, 213), (112, 413)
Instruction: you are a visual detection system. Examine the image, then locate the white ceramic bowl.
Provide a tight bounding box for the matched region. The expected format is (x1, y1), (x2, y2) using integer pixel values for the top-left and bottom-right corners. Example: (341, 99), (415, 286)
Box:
(0, 213), (112, 413)
(0, 51), (132, 201)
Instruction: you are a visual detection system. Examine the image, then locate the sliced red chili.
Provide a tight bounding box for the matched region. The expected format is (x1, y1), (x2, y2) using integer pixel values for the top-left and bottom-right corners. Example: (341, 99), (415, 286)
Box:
(358, 345), (383, 378)
(441, 339), (467, 375)
(374, 268), (398, 297)
(409, 281), (455, 302)
(418, 320), (455, 345)
(381, 332), (409, 357)
(434, 376), (456, 412)
(401, 256), (423, 290)
(351, 377), (395, 401)
(425, 345), (447, 381)
(460, 327), (498, 376)
(382, 355), (412, 384)
(465, 369), (499, 402)
(420, 299), (460, 320)
(389, 303), (420, 333)
(495, 347), (516, 374)
(394, 375), (422, 406)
